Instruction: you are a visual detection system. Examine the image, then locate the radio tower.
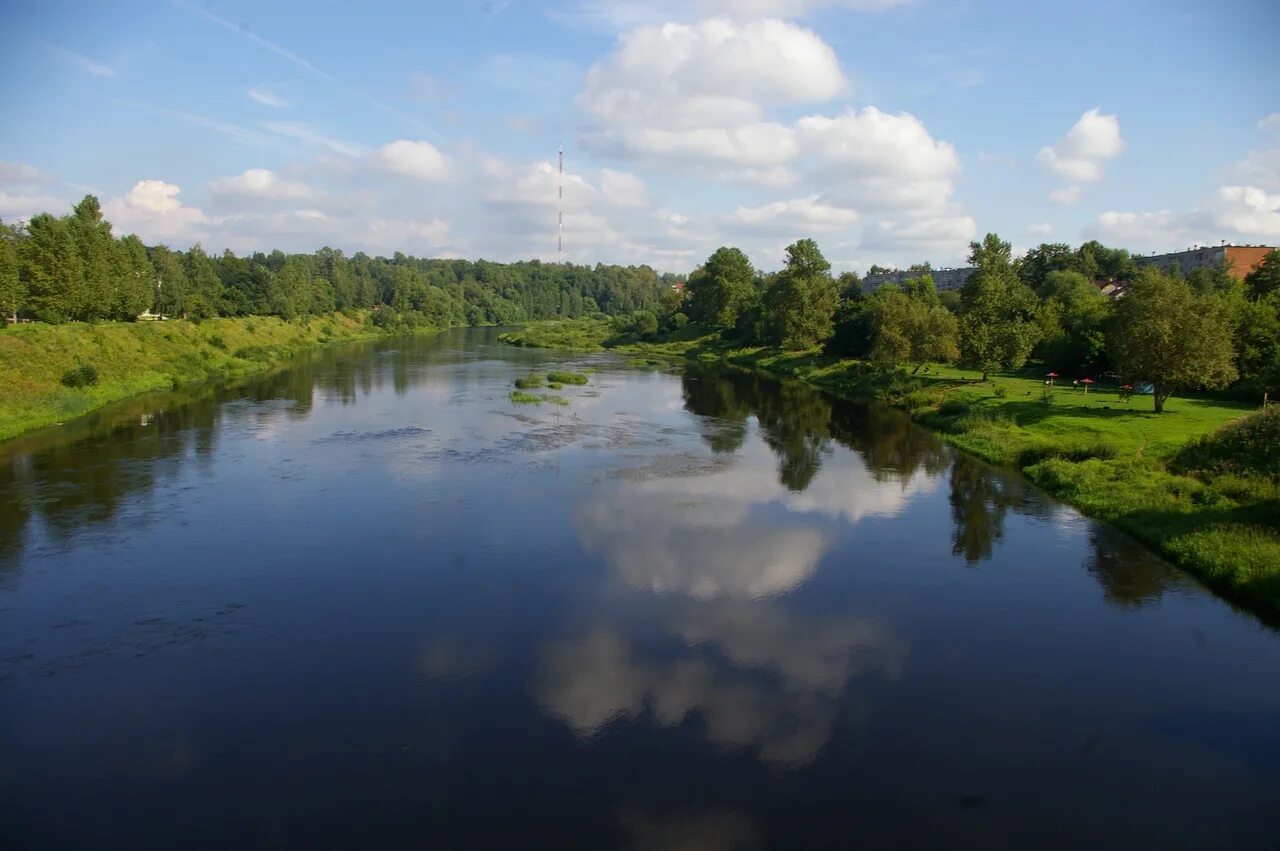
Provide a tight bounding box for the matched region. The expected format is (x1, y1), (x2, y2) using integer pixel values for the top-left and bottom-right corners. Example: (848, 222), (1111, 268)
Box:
(557, 143), (564, 264)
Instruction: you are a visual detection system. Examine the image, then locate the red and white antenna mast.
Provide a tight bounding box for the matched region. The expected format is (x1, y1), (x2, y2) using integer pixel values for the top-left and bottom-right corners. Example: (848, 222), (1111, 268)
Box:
(557, 143), (564, 265)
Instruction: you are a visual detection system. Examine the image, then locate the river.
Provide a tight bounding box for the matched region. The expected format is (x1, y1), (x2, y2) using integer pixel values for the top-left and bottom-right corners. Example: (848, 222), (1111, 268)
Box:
(2, 328), (1278, 849)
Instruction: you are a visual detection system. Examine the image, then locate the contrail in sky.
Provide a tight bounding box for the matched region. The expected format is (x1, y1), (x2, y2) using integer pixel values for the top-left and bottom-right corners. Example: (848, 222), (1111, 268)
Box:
(167, 0), (437, 138)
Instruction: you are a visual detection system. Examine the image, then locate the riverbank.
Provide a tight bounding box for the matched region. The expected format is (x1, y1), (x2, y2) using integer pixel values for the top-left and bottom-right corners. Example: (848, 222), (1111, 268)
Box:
(499, 318), (1280, 615)
(0, 312), (404, 442)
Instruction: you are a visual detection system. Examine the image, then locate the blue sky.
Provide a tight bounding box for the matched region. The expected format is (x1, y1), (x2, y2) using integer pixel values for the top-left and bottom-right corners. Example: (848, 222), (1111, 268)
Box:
(1, 0), (1276, 273)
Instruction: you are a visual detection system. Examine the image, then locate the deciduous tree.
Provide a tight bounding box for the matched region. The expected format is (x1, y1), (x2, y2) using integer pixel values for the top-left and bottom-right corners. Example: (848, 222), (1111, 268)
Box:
(1109, 269), (1237, 413)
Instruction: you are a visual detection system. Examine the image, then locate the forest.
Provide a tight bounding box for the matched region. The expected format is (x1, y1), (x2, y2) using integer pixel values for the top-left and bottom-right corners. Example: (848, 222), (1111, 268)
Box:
(0, 195), (679, 330)
(669, 235), (1280, 407)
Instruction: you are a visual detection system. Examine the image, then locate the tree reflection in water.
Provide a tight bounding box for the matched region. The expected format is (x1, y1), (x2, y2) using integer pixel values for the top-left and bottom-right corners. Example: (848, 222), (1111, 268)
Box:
(948, 453), (1028, 564)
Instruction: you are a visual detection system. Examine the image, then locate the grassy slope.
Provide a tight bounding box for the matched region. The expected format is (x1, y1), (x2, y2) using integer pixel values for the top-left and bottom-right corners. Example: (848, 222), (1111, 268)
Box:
(501, 317), (1280, 614)
(0, 312), (392, 441)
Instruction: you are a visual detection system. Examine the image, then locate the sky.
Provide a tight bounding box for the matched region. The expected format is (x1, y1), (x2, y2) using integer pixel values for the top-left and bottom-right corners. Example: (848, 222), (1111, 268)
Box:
(0, 0), (1277, 274)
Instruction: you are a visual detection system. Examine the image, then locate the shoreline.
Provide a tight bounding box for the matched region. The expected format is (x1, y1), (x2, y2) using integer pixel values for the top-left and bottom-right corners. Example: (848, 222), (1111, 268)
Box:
(0, 312), (437, 443)
(499, 319), (1280, 618)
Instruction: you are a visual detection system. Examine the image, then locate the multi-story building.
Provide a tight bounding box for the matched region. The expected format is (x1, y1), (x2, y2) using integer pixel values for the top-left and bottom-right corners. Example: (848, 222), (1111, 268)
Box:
(1134, 244), (1275, 279)
(861, 266), (975, 294)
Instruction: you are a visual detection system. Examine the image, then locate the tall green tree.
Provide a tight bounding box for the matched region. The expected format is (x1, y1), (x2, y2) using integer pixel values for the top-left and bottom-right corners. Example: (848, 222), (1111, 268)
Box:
(20, 213), (83, 322)
(1109, 269), (1237, 413)
(182, 243), (223, 319)
(115, 235), (154, 319)
(68, 195), (118, 320)
(0, 220), (24, 321)
(958, 234), (1041, 379)
(868, 288), (959, 372)
(1244, 250), (1280, 302)
(762, 238), (838, 350)
(686, 246), (755, 330)
(150, 245), (189, 317)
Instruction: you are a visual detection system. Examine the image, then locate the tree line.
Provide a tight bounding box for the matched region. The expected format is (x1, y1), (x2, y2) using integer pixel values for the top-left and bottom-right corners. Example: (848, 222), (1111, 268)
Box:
(0, 195), (679, 329)
(682, 235), (1280, 411)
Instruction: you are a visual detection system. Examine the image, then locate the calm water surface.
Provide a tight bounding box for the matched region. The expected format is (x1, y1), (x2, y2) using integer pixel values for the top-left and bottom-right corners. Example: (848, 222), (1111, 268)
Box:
(2, 328), (1278, 849)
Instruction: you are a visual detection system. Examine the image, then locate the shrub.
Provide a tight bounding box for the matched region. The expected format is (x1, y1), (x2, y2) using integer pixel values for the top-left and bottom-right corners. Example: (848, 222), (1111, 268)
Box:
(1172, 407), (1280, 482)
(993, 385), (1009, 399)
(546, 371), (589, 385)
(208, 334), (227, 350)
(937, 398), (971, 417)
(371, 306), (400, 329)
(60, 363), (99, 388)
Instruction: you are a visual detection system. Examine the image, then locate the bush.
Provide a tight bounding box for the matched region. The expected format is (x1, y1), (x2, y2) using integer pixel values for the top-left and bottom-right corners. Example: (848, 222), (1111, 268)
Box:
(546, 371), (589, 385)
(937, 398), (971, 417)
(60, 363), (99, 388)
(208, 334), (227, 350)
(371, 306), (400, 329)
(993, 385), (1009, 399)
(1172, 407), (1280, 482)
(669, 312), (689, 330)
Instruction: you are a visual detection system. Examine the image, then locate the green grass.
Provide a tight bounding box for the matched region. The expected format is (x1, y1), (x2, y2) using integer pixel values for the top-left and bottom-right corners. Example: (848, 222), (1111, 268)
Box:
(514, 375), (545, 389)
(509, 390), (543, 404)
(541, 394), (570, 406)
(545, 371), (589, 385)
(0, 312), (398, 442)
(501, 318), (1279, 615)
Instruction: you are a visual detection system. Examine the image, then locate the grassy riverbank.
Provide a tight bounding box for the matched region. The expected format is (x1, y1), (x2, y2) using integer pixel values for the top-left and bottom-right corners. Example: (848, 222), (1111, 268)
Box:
(501, 317), (1280, 614)
(0, 312), (397, 441)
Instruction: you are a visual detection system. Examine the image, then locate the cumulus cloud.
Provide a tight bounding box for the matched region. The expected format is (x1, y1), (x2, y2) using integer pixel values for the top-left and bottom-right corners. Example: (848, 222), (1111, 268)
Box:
(210, 168), (314, 201)
(1089, 117), (1280, 250)
(797, 107), (962, 214)
(554, 0), (908, 31)
(0, 190), (70, 221)
(368, 139), (451, 181)
(578, 18), (843, 167)
(1028, 222), (1053, 237)
(734, 195), (858, 233)
(599, 168), (648, 206)
(103, 180), (207, 241)
(1037, 107), (1124, 183)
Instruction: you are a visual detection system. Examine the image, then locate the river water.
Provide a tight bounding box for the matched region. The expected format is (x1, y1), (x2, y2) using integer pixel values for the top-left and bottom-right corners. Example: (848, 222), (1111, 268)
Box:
(2, 328), (1277, 849)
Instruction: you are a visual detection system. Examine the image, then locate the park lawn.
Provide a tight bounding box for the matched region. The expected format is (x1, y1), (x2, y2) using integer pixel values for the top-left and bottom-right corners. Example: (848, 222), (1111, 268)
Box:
(500, 319), (1279, 615)
(0, 312), (387, 442)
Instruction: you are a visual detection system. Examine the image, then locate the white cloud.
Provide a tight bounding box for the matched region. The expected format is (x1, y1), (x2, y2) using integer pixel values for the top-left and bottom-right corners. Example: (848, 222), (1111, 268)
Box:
(368, 140), (450, 181)
(247, 87), (289, 108)
(210, 168), (314, 201)
(1049, 185), (1082, 205)
(1089, 123), (1280, 251)
(103, 180), (207, 242)
(1028, 222), (1053, 237)
(1259, 112), (1280, 134)
(553, 0), (908, 31)
(578, 18), (843, 167)
(0, 161), (46, 184)
(0, 190), (70, 221)
(1210, 185), (1280, 237)
(1037, 107), (1124, 189)
(797, 107), (961, 214)
(734, 195), (858, 233)
(599, 168), (648, 206)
